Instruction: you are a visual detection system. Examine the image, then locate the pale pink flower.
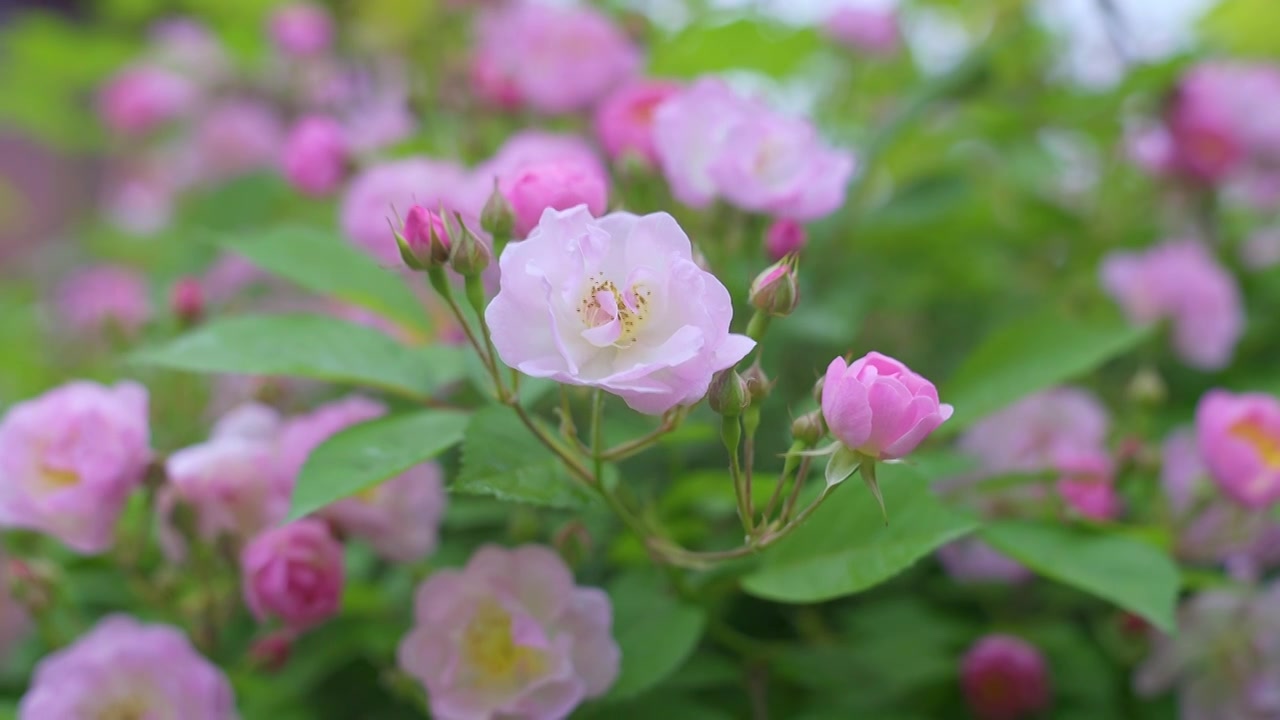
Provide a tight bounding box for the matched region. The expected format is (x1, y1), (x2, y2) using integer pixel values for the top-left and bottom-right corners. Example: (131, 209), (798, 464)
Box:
(470, 1), (639, 114)
(269, 3), (334, 57)
(241, 518), (344, 630)
(485, 206), (754, 414)
(958, 387), (1109, 476)
(340, 158), (469, 264)
(0, 381), (149, 554)
(104, 175), (174, 237)
(821, 352), (952, 460)
(1162, 428), (1206, 516)
(961, 634), (1051, 720)
(1167, 62), (1280, 185)
(652, 78), (757, 209)
(1054, 452), (1120, 521)
(936, 537), (1032, 585)
(398, 544), (619, 720)
(18, 615), (236, 720)
(593, 79), (681, 166)
(823, 6), (901, 56)
(1241, 227), (1280, 271)
(148, 17), (227, 84)
(462, 130), (605, 217)
(1100, 240), (1244, 370)
(1196, 390), (1280, 509)
(1124, 123), (1177, 177)
(501, 160), (609, 238)
(193, 100), (285, 182)
(281, 115), (348, 196)
(55, 264), (151, 336)
(321, 463), (447, 562)
(98, 64), (196, 135)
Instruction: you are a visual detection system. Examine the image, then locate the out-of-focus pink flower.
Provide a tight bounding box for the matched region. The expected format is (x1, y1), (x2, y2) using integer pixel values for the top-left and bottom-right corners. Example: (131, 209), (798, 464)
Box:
(462, 130), (605, 217)
(1054, 452), (1120, 521)
(1100, 240), (1243, 371)
(398, 544), (620, 719)
(281, 115), (348, 196)
(485, 206), (754, 415)
(269, 3), (334, 58)
(823, 6), (901, 56)
(1165, 62), (1280, 186)
(1196, 390), (1280, 509)
(161, 404), (285, 557)
(241, 519), (344, 630)
(961, 634), (1051, 720)
(149, 17), (227, 84)
(321, 463), (447, 562)
(203, 253), (266, 304)
(170, 276), (204, 325)
(194, 100), (285, 182)
(340, 158), (469, 264)
(593, 79), (681, 166)
(103, 175), (174, 237)
(470, 2), (639, 114)
(275, 395), (385, 494)
(821, 352), (952, 460)
(1125, 124), (1177, 177)
(55, 265), (151, 337)
(936, 537), (1032, 585)
(653, 78), (855, 219)
(0, 381), (149, 554)
(1162, 428), (1206, 516)
(501, 160), (609, 238)
(1241, 227), (1280, 271)
(98, 64), (196, 136)
(18, 615), (236, 719)
(765, 218), (807, 260)
(1136, 584), (1280, 720)
(959, 387), (1110, 476)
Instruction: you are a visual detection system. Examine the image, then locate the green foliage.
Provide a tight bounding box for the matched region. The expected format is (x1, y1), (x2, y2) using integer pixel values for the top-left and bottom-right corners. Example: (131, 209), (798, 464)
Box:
(648, 18), (823, 78)
(454, 406), (597, 508)
(603, 571), (708, 701)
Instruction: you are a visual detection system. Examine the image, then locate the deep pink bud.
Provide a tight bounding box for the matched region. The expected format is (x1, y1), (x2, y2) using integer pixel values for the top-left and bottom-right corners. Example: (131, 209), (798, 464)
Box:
(170, 276), (204, 326)
(821, 352), (953, 460)
(249, 630), (294, 673)
(241, 519), (344, 630)
(749, 256), (800, 317)
(397, 206), (451, 269)
(269, 3), (334, 58)
(281, 115), (348, 197)
(98, 65), (195, 136)
(765, 219), (807, 260)
(1054, 452), (1120, 521)
(961, 634), (1051, 720)
(501, 160), (609, 238)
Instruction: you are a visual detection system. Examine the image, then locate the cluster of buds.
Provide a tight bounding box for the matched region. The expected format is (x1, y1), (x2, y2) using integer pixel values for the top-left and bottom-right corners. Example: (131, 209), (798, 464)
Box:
(393, 204), (492, 277)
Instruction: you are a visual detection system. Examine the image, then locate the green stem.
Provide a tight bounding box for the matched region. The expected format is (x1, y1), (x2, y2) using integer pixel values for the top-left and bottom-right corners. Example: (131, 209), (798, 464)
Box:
(762, 440), (806, 524)
(599, 406), (687, 461)
(745, 312), (770, 346)
(590, 390), (605, 483)
(722, 415), (750, 532)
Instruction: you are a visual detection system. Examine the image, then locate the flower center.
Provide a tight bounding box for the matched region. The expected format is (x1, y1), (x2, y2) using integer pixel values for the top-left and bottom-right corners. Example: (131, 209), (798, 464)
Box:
(461, 600), (547, 687)
(1229, 419), (1280, 468)
(577, 274), (651, 348)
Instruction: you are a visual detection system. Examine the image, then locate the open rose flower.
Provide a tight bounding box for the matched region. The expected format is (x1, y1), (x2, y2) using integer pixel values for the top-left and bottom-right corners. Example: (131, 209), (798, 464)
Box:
(0, 381), (150, 553)
(1197, 390), (1280, 509)
(961, 634), (1051, 720)
(594, 79), (682, 166)
(398, 544), (619, 720)
(821, 352), (952, 461)
(485, 206), (754, 414)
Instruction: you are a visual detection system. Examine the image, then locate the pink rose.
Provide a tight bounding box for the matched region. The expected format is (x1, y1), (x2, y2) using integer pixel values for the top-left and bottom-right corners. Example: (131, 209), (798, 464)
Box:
(593, 79), (682, 165)
(55, 264), (152, 336)
(961, 634), (1051, 720)
(765, 218), (807, 260)
(1054, 452), (1120, 521)
(470, 2), (639, 114)
(241, 519), (344, 630)
(1196, 390), (1280, 509)
(462, 130), (605, 217)
(820, 352), (952, 460)
(269, 3), (334, 58)
(959, 387), (1109, 476)
(485, 206), (754, 414)
(1161, 428), (1206, 516)
(340, 158), (470, 264)
(98, 64), (196, 135)
(823, 6), (901, 56)
(398, 544), (619, 720)
(501, 160), (609, 238)
(321, 463), (447, 562)
(193, 100), (284, 182)
(1100, 240), (1244, 370)
(0, 381), (150, 553)
(281, 115), (348, 196)
(1166, 63), (1280, 185)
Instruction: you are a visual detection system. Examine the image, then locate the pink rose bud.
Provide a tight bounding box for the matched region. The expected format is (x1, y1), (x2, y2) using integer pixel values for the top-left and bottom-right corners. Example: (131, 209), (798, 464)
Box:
(821, 352), (953, 461)
(791, 409), (826, 446)
(170, 276), (204, 326)
(708, 369), (750, 417)
(765, 218), (807, 260)
(501, 159), (609, 238)
(0, 381), (150, 554)
(961, 634), (1051, 720)
(18, 615), (236, 719)
(480, 180), (515, 239)
(281, 115), (348, 197)
(396, 205), (451, 270)
(249, 630), (294, 673)
(269, 3), (334, 58)
(1054, 453), (1120, 521)
(398, 545), (620, 719)
(241, 519), (345, 630)
(593, 79), (681, 166)
(1196, 390), (1280, 508)
(749, 256), (800, 317)
(98, 65), (196, 136)
(449, 222), (492, 277)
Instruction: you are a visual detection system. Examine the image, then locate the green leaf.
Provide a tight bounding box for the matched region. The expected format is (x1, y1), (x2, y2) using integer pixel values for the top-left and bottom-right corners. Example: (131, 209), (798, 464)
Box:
(288, 410), (469, 521)
(1202, 0), (1280, 58)
(220, 225), (430, 333)
(981, 520), (1179, 632)
(742, 465), (978, 603)
(940, 309), (1151, 434)
(648, 19), (821, 78)
(454, 406), (595, 509)
(605, 571), (708, 701)
(132, 314), (464, 399)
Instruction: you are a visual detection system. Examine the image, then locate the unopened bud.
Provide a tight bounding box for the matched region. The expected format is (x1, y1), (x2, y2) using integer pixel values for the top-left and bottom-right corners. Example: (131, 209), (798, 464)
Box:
(170, 276), (204, 326)
(765, 219), (807, 260)
(480, 180), (514, 240)
(395, 205), (450, 270)
(707, 368), (750, 417)
(1127, 366), (1166, 407)
(749, 255), (799, 317)
(449, 218), (493, 276)
(742, 362), (772, 405)
(250, 630), (295, 673)
(791, 410), (826, 445)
